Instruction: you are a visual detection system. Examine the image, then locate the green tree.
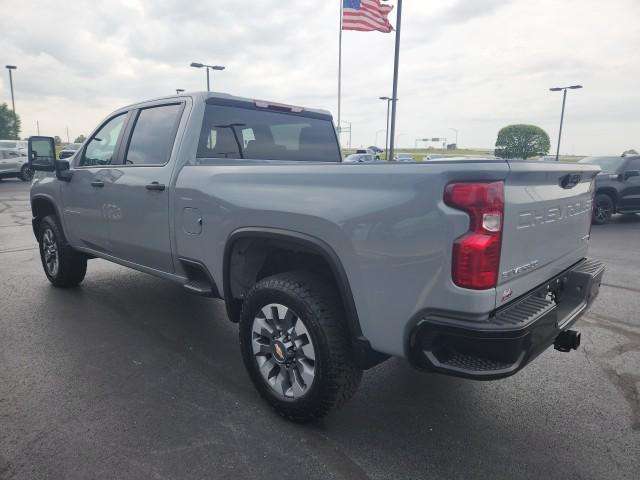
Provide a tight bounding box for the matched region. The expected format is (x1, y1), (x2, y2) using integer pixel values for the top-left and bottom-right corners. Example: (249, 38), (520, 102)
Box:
(74, 134), (86, 143)
(0, 103), (21, 139)
(54, 135), (62, 145)
(495, 124), (550, 160)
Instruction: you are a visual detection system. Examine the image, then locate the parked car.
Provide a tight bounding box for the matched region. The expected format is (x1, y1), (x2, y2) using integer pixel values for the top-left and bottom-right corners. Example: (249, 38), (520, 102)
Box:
(579, 155), (640, 224)
(0, 148), (34, 181)
(27, 91), (604, 422)
(58, 142), (83, 159)
(356, 148), (380, 161)
(344, 153), (376, 163)
(423, 154), (450, 161)
(0, 139), (28, 155)
(394, 153), (414, 162)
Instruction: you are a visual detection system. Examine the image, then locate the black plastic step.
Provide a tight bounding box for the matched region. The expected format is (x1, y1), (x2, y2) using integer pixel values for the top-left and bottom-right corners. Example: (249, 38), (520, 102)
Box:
(439, 352), (513, 372)
(183, 279), (215, 296)
(493, 295), (556, 327)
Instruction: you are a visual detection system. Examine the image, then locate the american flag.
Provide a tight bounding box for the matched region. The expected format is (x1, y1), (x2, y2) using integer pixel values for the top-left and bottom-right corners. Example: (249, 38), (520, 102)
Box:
(342, 0), (394, 33)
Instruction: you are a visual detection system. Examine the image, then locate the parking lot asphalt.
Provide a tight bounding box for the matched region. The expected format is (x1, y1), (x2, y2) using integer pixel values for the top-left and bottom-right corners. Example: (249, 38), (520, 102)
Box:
(0, 178), (638, 480)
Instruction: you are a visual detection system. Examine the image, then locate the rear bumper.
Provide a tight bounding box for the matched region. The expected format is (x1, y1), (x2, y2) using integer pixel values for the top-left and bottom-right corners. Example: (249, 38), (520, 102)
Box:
(408, 258), (605, 380)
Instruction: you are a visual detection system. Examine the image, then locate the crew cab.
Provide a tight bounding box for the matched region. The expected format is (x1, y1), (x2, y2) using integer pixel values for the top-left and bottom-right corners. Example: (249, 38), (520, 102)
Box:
(27, 92), (604, 422)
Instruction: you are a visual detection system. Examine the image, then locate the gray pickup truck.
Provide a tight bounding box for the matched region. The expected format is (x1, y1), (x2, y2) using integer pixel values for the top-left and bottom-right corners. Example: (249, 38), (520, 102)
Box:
(27, 92), (604, 422)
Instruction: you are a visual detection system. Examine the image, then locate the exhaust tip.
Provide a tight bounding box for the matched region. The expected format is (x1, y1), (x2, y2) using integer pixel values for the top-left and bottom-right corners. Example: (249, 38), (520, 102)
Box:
(554, 330), (581, 352)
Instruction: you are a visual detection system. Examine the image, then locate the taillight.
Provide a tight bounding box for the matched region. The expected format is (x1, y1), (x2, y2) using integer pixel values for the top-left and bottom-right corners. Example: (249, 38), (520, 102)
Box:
(444, 181), (504, 290)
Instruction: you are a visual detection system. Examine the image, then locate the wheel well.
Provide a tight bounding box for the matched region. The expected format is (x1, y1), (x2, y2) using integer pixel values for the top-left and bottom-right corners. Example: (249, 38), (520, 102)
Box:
(595, 188), (618, 212)
(31, 197), (57, 238)
(223, 230), (389, 370)
(225, 237), (338, 321)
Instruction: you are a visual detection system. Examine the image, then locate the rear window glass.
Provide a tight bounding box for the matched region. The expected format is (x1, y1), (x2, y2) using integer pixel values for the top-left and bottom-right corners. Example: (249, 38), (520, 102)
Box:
(196, 105), (340, 162)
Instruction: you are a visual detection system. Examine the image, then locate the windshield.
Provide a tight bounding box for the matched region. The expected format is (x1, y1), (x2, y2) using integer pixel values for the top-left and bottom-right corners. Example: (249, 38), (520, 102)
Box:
(579, 156), (625, 172)
(197, 104), (340, 162)
(65, 143), (82, 151)
(0, 140), (17, 148)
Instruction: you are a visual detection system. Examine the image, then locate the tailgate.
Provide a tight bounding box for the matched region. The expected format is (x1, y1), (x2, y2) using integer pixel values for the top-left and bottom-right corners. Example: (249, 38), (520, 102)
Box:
(497, 161), (599, 306)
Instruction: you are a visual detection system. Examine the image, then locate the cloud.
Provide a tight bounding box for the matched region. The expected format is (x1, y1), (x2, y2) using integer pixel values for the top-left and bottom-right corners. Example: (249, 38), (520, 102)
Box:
(0, 0), (638, 154)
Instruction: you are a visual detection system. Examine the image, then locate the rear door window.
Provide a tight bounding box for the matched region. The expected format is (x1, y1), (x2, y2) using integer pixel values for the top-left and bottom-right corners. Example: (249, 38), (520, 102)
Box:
(124, 104), (183, 166)
(197, 104), (340, 162)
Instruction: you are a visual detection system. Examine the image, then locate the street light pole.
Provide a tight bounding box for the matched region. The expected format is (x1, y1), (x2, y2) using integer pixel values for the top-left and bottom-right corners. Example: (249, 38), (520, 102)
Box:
(5, 65), (17, 139)
(190, 62), (225, 92)
(550, 85), (582, 161)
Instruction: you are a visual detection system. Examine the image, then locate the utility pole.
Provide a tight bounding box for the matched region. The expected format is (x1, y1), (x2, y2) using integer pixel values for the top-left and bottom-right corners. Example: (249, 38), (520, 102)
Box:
(66, 126), (70, 143)
(5, 65), (17, 139)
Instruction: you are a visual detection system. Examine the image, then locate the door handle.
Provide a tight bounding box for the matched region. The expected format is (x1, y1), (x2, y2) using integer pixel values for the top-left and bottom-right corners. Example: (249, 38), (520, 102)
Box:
(91, 180), (105, 188)
(146, 182), (166, 191)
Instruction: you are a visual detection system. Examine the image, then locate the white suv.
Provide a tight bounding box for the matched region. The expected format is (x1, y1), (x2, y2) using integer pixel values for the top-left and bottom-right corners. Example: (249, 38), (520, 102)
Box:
(0, 148), (34, 181)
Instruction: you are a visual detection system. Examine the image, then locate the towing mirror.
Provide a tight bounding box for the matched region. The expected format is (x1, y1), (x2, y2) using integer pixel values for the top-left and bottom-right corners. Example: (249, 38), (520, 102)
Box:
(28, 136), (56, 172)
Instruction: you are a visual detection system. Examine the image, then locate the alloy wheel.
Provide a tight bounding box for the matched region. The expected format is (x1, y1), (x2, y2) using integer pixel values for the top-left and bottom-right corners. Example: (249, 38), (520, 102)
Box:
(251, 303), (316, 399)
(595, 200), (610, 223)
(42, 228), (59, 277)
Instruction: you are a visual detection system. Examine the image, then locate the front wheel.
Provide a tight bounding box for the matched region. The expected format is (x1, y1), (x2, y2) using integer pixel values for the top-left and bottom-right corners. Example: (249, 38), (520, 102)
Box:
(239, 272), (362, 422)
(38, 215), (87, 287)
(20, 164), (34, 182)
(592, 194), (613, 225)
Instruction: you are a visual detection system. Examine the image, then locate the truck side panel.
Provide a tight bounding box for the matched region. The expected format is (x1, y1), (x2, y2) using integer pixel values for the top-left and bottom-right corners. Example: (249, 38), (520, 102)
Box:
(173, 161), (510, 357)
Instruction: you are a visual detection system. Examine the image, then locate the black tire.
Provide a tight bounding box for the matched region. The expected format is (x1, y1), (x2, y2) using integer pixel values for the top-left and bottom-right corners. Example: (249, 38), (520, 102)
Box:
(20, 164), (34, 182)
(38, 215), (87, 287)
(239, 272), (362, 422)
(592, 194), (614, 225)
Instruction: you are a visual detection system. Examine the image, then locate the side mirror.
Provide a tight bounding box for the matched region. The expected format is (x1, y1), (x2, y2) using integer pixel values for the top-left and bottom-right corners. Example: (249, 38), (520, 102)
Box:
(624, 170), (640, 180)
(28, 136), (56, 172)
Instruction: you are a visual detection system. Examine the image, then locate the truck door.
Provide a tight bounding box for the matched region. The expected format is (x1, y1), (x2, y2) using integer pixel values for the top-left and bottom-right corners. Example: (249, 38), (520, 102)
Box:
(106, 102), (185, 273)
(617, 157), (640, 212)
(62, 112), (128, 253)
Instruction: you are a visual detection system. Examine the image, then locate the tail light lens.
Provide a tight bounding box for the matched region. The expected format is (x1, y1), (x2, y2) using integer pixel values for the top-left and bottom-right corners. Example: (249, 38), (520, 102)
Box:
(444, 181), (504, 289)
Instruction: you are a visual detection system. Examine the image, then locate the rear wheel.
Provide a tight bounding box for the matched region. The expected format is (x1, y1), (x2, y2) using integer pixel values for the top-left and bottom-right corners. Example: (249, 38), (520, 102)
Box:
(20, 164), (34, 182)
(239, 272), (362, 422)
(38, 215), (87, 287)
(592, 194), (613, 225)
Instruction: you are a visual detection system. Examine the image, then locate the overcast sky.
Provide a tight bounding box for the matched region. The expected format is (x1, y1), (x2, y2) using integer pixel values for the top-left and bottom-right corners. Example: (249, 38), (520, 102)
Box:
(1, 0), (639, 154)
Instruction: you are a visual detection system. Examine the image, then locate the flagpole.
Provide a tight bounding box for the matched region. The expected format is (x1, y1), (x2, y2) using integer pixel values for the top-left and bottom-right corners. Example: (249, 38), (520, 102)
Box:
(388, 0), (402, 162)
(338, 0), (343, 143)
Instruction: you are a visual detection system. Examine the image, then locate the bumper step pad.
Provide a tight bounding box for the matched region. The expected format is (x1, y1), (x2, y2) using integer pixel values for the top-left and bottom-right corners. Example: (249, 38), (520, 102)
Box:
(409, 258), (605, 380)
